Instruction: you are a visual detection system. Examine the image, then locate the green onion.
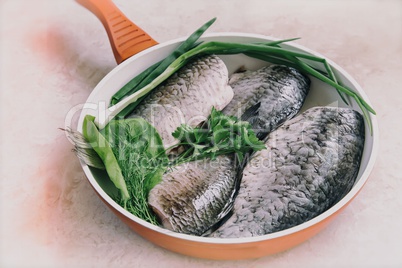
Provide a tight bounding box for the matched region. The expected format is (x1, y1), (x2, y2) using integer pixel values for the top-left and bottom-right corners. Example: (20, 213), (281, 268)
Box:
(95, 19), (375, 134)
(255, 42), (350, 105)
(109, 18), (217, 118)
(82, 115), (130, 204)
(110, 61), (160, 106)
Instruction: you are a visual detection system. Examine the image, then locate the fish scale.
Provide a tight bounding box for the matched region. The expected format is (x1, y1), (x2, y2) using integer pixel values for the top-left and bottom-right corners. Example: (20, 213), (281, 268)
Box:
(148, 155), (238, 235)
(223, 65), (310, 139)
(129, 55), (233, 149)
(210, 107), (365, 238)
(148, 64), (311, 236)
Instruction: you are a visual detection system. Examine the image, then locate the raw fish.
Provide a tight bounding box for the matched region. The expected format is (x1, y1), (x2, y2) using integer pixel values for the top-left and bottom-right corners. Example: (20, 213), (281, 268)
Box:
(129, 55), (233, 149)
(147, 65), (311, 236)
(223, 65), (310, 139)
(210, 107), (365, 238)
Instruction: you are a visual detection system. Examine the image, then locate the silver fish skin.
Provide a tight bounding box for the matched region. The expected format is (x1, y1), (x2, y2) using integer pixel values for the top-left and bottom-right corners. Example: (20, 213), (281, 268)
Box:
(147, 65), (310, 236)
(129, 55), (233, 149)
(222, 65), (310, 139)
(148, 155), (238, 236)
(210, 107), (365, 238)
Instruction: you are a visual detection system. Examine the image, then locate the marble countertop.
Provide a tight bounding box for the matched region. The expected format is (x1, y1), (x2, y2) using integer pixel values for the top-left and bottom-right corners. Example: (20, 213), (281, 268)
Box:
(1, 0), (401, 267)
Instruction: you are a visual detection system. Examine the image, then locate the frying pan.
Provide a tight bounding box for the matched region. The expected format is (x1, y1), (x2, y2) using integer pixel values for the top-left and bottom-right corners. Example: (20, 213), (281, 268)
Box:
(74, 0), (379, 260)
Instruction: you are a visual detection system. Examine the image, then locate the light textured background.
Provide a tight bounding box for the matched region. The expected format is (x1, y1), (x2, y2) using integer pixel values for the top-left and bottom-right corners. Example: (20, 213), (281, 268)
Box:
(1, 0), (401, 267)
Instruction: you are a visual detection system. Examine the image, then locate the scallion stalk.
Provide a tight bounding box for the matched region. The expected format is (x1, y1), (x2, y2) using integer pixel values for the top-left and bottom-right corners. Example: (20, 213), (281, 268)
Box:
(109, 18), (218, 118)
(95, 19), (375, 134)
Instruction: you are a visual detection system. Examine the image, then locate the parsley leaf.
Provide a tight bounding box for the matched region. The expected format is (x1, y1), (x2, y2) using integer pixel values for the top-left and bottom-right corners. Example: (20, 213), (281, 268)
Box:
(169, 107), (266, 165)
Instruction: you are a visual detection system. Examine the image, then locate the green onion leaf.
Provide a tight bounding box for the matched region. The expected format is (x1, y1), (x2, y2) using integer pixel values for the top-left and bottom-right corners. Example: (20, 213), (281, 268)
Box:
(82, 115), (130, 203)
(110, 18), (217, 118)
(98, 18), (375, 134)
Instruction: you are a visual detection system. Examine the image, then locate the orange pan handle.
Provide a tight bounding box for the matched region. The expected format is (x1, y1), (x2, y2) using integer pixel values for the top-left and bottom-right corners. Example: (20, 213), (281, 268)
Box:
(76, 0), (158, 64)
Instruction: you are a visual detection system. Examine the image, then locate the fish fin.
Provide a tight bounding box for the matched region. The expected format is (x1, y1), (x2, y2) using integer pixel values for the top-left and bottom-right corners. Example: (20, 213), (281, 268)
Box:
(240, 102), (271, 140)
(241, 102), (261, 121)
(202, 210), (234, 237)
(201, 153), (250, 237)
(256, 128), (269, 140)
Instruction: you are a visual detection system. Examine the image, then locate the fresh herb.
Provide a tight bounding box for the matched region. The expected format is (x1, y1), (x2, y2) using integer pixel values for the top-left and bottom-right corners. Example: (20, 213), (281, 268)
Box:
(79, 108), (262, 224)
(82, 115), (168, 224)
(109, 18), (217, 118)
(94, 38), (293, 129)
(82, 115), (130, 203)
(95, 18), (375, 134)
(77, 17), (377, 223)
(168, 107), (266, 165)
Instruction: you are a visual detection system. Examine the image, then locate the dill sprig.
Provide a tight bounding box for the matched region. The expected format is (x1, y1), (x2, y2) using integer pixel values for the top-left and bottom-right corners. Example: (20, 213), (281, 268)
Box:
(82, 115), (168, 224)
